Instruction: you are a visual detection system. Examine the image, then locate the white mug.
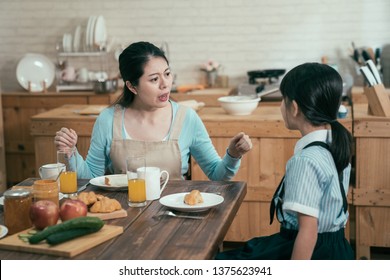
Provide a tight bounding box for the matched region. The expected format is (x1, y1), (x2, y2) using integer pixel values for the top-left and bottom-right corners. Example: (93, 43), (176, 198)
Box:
(76, 67), (89, 83)
(137, 167), (169, 200)
(61, 66), (76, 82)
(39, 163), (66, 179)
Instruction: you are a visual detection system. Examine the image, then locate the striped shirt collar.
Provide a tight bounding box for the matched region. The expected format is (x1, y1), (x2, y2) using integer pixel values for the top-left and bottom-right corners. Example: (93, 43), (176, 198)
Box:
(294, 129), (331, 154)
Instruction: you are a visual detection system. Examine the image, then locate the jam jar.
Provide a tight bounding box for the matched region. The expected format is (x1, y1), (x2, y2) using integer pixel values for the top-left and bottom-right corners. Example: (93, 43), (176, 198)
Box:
(32, 179), (59, 207)
(4, 189), (33, 235)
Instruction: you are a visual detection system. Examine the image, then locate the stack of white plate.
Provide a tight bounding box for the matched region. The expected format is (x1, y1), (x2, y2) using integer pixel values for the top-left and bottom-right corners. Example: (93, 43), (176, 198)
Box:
(62, 33), (72, 52)
(73, 25), (81, 52)
(85, 15), (107, 51)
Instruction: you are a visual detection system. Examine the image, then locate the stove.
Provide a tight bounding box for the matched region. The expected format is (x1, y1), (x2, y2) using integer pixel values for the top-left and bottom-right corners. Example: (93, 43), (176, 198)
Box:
(237, 69), (286, 101)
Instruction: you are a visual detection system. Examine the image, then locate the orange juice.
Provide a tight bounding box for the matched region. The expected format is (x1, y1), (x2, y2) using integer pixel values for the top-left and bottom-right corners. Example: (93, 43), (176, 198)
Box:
(59, 171), (77, 194)
(128, 178), (146, 206)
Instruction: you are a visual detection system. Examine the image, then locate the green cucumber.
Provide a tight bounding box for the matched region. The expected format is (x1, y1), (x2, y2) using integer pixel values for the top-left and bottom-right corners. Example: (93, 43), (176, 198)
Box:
(46, 228), (101, 245)
(29, 216), (104, 244)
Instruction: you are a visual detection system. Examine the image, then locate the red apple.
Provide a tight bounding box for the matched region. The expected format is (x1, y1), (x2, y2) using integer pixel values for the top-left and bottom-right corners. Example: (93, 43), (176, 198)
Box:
(60, 199), (87, 221)
(30, 200), (60, 230)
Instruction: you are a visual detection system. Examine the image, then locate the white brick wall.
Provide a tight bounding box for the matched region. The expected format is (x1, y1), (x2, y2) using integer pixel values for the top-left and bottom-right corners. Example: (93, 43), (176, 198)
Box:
(1, 0), (389, 91)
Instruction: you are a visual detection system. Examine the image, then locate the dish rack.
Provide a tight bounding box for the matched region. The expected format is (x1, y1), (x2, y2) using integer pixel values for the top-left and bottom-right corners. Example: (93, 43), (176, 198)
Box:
(55, 51), (108, 92)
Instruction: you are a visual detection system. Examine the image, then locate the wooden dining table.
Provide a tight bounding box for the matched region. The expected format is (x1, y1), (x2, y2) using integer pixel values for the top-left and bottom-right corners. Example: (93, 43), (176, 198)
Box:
(0, 179), (247, 260)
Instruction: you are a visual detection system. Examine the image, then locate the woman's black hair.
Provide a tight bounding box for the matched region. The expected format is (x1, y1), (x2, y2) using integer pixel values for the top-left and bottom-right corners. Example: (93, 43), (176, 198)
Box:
(113, 41), (169, 107)
(279, 62), (353, 173)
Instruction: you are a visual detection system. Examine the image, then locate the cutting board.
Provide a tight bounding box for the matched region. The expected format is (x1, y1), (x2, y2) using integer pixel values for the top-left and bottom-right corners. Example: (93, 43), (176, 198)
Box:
(77, 105), (107, 115)
(87, 209), (127, 220)
(0, 224), (123, 258)
(187, 88), (231, 95)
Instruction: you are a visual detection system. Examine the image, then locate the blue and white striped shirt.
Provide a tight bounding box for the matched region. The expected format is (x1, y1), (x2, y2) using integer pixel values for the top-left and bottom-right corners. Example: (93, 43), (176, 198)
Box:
(280, 130), (351, 233)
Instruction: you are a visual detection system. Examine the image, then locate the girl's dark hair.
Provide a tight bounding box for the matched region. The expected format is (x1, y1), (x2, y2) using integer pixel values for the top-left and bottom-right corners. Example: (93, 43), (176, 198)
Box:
(279, 62), (352, 173)
(113, 41), (168, 107)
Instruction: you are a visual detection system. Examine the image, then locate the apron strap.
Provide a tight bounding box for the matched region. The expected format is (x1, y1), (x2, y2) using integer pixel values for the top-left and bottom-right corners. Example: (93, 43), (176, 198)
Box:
(169, 105), (187, 140)
(304, 141), (348, 214)
(269, 141), (348, 225)
(269, 175), (285, 225)
(112, 105), (123, 140)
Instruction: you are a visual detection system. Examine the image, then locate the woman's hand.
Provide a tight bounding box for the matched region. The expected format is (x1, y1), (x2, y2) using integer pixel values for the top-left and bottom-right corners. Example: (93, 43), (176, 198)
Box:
(54, 127), (78, 150)
(227, 132), (253, 158)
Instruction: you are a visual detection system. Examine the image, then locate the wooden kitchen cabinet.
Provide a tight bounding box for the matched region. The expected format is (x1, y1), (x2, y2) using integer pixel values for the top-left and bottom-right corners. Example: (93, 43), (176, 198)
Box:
(352, 103), (390, 259)
(2, 91), (120, 186)
(191, 105), (353, 242)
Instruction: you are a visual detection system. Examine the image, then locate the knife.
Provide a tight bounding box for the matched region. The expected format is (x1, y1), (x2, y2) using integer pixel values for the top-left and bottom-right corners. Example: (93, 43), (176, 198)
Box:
(78, 182), (89, 192)
(360, 66), (377, 87)
(375, 48), (381, 65)
(366, 60), (382, 84)
(361, 50), (371, 62)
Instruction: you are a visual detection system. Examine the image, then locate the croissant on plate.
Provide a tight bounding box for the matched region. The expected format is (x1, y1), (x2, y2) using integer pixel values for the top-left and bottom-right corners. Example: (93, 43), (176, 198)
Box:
(90, 197), (122, 213)
(77, 191), (122, 213)
(184, 190), (204, 206)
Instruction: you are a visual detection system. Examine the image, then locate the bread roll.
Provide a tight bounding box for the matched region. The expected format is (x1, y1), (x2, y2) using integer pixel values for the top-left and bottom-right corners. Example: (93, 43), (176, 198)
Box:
(184, 190), (204, 206)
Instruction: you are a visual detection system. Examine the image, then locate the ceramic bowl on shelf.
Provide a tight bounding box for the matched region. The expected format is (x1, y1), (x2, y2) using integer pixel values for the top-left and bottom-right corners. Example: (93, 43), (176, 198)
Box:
(218, 95), (260, 116)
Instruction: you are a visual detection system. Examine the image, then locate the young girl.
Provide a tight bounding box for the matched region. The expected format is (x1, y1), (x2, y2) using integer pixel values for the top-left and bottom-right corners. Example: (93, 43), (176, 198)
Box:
(216, 62), (354, 260)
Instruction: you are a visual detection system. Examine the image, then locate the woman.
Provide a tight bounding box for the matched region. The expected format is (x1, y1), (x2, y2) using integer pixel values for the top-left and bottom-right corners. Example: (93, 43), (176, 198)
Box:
(216, 62), (354, 260)
(54, 41), (252, 180)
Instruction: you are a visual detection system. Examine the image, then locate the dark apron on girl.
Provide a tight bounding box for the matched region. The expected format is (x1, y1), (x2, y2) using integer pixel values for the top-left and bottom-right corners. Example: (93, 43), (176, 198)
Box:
(216, 141), (354, 260)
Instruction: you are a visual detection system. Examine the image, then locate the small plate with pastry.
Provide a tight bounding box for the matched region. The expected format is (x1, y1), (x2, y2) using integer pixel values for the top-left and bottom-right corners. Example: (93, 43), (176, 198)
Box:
(77, 191), (127, 220)
(159, 190), (224, 212)
(89, 174), (128, 191)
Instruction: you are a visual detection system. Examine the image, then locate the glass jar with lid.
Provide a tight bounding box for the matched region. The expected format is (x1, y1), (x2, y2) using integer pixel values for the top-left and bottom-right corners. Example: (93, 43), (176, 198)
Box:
(32, 179), (59, 207)
(4, 189), (33, 235)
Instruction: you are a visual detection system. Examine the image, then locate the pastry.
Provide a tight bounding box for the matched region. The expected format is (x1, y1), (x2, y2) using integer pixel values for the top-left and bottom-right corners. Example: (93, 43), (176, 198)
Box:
(184, 190), (203, 206)
(77, 191), (122, 213)
(90, 197), (122, 213)
(77, 191), (97, 206)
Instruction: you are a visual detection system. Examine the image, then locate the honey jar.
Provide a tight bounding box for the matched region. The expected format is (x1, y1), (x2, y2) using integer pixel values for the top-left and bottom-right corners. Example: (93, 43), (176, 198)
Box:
(4, 189), (33, 235)
(32, 179), (59, 207)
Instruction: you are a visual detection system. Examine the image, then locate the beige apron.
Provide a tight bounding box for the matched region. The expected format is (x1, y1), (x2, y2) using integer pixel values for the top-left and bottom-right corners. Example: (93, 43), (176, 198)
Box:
(110, 104), (186, 180)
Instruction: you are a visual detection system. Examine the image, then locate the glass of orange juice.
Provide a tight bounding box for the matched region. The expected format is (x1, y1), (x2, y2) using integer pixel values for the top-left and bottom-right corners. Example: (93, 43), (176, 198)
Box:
(126, 154), (146, 207)
(57, 147), (77, 198)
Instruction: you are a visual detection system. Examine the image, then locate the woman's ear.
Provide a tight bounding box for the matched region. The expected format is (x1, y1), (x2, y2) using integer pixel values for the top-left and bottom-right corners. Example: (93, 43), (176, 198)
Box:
(126, 81), (137, 95)
(292, 100), (300, 117)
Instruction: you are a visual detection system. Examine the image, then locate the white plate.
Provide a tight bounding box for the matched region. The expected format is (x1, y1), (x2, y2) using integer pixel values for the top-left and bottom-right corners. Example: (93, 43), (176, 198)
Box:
(89, 174), (128, 191)
(89, 16), (97, 50)
(94, 15), (107, 48)
(0, 193), (64, 206)
(85, 16), (93, 48)
(73, 25), (81, 52)
(0, 225), (8, 239)
(159, 192), (224, 212)
(16, 53), (55, 92)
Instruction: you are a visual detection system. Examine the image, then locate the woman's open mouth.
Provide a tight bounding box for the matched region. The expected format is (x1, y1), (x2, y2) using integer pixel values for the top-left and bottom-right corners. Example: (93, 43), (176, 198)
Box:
(158, 93), (169, 102)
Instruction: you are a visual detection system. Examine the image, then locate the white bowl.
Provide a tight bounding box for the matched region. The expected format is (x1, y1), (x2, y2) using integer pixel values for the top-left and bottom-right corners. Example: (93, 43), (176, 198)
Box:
(218, 96), (260, 115)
